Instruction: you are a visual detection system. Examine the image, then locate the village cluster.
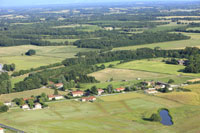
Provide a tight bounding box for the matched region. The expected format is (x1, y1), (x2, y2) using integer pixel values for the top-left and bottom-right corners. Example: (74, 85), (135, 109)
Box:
(3, 79), (183, 112)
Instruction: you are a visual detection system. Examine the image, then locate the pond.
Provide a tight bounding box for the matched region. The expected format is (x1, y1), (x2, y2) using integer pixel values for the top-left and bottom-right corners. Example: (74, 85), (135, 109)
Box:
(160, 109), (173, 126)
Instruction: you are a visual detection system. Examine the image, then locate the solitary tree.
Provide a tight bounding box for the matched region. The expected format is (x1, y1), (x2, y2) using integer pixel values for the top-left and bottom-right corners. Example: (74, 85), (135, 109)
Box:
(54, 89), (59, 95)
(91, 86), (98, 95)
(150, 113), (161, 122)
(25, 49), (36, 56)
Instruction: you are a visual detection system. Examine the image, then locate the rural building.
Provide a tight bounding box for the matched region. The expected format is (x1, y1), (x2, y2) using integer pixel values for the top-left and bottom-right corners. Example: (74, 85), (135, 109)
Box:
(34, 103), (42, 109)
(55, 83), (63, 89)
(178, 60), (185, 65)
(115, 87), (125, 92)
(0, 64), (3, 71)
(48, 95), (64, 100)
(168, 87), (173, 91)
(0, 128), (4, 133)
(3, 101), (12, 106)
(104, 27), (113, 30)
(144, 88), (158, 94)
(97, 89), (104, 95)
(156, 82), (167, 88)
(21, 104), (30, 109)
(71, 91), (84, 97)
(81, 96), (96, 102)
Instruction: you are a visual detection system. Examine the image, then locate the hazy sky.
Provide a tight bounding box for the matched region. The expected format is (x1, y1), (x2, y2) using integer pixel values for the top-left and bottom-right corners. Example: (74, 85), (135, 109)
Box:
(0, 0), (196, 7)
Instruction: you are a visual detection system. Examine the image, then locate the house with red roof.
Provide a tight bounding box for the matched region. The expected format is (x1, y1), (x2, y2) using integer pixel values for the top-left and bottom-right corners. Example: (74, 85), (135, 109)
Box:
(71, 91), (84, 97)
(97, 89), (104, 95)
(48, 95), (64, 100)
(55, 83), (63, 89)
(0, 128), (4, 133)
(115, 87), (125, 92)
(81, 96), (96, 102)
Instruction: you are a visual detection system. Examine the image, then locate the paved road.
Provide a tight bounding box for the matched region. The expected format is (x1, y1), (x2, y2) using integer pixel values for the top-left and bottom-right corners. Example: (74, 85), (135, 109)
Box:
(0, 123), (25, 133)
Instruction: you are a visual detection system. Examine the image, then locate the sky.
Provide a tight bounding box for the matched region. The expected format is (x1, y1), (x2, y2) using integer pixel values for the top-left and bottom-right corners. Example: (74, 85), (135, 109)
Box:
(0, 0), (197, 7)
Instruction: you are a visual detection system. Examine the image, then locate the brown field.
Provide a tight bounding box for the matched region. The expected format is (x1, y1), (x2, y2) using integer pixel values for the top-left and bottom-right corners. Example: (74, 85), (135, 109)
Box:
(88, 68), (169, 82)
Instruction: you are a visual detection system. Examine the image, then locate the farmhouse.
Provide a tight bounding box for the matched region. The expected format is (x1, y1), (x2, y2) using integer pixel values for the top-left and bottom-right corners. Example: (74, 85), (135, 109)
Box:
(0, 128), (4, 133)
(104, 27), (113, 30)
(178, 60), (185, 65)
(0, 64), (2, 71)
(97, 89), (104, 95)
(55, 83), (63, 89)
(72, 91), (84, 97)
(21, 104), (30, 109)
(3, 101), (12, 106)
(34, 103), (42, 109)
(156, 82), (167, 88)
(144, 88), (158, 94)
(115, 87), (125, 92)
(81, 96), (96, 102)
(48, 95), (64, 100)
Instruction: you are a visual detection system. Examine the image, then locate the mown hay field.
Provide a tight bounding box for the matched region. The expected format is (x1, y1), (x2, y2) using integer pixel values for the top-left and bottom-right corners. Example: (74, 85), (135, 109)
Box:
(0, 92), (199, 133)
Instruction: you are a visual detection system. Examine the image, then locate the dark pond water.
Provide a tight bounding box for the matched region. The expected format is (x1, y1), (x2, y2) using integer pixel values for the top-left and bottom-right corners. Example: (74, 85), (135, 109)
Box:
(160, 109), (173, 126)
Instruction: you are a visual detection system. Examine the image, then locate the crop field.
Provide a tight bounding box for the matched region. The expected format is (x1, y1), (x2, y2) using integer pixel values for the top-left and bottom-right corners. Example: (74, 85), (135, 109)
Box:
(113, 32), (200, 51)
(0, 45), (95, 70)
(0, 92), (200, 132)
(0, 88), (66, 102)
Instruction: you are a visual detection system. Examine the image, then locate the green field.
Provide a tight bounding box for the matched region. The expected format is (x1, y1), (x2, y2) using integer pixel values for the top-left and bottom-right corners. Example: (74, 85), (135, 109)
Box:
(187, 27), (200, 31)
(113, 32), (200, 50)
(0, 45), (95, 70)
(114, 58), (200, 77)
(147, 22), (185, 32)
(0, 92), (200, 132)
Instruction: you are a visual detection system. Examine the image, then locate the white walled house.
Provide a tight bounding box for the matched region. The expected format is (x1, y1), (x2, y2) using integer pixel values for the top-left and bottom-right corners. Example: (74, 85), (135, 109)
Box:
(71, 91), (84, 97)
(34, 103), (42, 109)
(97, 89), (104, 95)
(4, 101), (12, 106)
(0, 128), (4, 133)
(144, 88), (158, 94)
(48, 95), (64, 100)
(21, 104), (30, 110)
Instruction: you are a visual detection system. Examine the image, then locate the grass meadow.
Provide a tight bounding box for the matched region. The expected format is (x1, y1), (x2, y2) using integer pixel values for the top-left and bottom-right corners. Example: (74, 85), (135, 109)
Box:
(114, 58), (200, 77)
(0, 45), (95, 70)
(113, 32), (200, 51)
(0, 92), (199, 132)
